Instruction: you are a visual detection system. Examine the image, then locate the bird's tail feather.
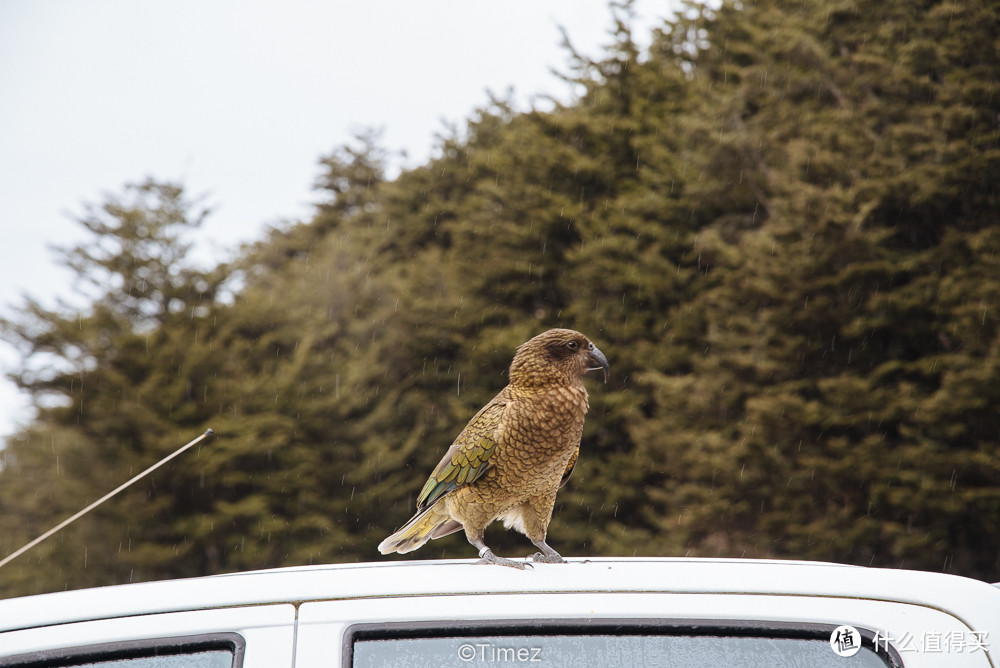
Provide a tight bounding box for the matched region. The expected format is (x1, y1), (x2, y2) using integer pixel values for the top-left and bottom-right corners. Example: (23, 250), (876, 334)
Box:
(378, 502), (462, 555)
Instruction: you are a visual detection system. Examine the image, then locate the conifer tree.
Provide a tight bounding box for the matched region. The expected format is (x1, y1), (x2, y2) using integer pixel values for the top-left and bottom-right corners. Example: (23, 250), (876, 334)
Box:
(0, 179), (227, 591)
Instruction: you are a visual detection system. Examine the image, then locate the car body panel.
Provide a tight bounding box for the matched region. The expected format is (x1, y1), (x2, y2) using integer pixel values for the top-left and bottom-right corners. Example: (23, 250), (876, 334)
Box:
(0, 558), (996, 667)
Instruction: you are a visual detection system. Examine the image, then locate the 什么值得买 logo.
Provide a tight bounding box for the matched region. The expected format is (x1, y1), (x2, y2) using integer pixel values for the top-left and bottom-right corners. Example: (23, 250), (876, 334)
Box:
(830, 625), (861, 657)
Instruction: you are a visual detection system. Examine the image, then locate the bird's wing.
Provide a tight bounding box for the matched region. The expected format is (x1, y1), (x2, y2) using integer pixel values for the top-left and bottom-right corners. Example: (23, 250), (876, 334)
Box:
(558, 446), (579, 488)
(416, 397), (507, 510)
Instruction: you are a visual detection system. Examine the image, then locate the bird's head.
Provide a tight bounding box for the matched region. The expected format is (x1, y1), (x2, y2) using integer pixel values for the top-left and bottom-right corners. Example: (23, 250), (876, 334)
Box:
(508, 329), (609, 388)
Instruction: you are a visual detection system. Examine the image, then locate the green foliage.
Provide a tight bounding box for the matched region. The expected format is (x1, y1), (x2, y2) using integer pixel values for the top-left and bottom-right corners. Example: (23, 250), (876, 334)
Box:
(2, 0), (998, 596)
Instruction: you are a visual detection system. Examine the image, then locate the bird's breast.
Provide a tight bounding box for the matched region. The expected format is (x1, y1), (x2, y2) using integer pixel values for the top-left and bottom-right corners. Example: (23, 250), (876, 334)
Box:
(494, 384), (588, 467)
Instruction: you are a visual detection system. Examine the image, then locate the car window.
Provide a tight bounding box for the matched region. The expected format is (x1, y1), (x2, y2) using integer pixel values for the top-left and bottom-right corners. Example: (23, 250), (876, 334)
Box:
(0, 634), (243, 668)
(39, 651), (232, 668)
(346, 622), (897, 668)
(352, 634), (889, 668)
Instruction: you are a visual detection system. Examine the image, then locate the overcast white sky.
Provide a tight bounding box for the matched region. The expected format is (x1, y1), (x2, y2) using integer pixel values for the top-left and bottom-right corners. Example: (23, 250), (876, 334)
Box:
(0, 0), (670, 438)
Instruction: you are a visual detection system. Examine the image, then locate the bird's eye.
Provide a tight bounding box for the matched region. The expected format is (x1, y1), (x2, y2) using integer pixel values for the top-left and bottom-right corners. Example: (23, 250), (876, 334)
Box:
(565, 340), (579, 350)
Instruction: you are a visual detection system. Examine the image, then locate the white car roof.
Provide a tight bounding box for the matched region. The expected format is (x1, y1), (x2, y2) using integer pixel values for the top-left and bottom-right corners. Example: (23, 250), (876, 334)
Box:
(1, 557), (997, 634)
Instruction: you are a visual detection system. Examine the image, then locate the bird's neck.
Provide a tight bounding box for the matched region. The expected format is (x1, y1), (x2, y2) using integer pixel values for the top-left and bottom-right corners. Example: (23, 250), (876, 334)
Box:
(509, 372), (583, 390)
(509, 376), (587, 398)
(509, 382), (590, 422)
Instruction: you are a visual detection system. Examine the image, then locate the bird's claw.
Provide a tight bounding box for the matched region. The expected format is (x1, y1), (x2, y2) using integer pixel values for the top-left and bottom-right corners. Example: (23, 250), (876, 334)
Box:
(531, 551), (567, 564)
(476, 549), (532, 570)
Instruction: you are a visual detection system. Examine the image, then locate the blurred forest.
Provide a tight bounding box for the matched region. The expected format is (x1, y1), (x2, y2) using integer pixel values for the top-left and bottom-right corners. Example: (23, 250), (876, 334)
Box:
(1, 0), (998, 597)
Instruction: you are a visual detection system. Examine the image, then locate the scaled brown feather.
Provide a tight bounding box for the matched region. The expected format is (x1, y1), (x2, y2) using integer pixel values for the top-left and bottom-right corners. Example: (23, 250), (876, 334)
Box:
(378, 329), (609, 569)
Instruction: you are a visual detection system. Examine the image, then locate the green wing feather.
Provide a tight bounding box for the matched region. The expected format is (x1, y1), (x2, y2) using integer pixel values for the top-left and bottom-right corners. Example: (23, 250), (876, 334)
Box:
(416, 398), (506, 510)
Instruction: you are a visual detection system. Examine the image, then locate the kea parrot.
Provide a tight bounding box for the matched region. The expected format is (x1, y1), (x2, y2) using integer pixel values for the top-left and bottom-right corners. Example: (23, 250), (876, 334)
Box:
(378, 328), (609, 569)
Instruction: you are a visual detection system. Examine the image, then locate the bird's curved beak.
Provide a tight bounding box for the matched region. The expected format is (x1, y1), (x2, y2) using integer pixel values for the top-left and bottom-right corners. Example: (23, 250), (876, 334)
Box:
(586, 344), (610, 383)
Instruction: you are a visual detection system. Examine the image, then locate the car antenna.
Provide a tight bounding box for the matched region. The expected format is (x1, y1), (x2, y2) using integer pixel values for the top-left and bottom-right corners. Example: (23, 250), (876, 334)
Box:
(0, 428), (214, 571)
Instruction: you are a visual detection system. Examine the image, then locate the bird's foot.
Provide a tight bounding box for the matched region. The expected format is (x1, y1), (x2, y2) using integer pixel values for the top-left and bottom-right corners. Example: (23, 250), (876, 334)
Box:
(531, 551), (566, 564)
(476, 548), (532, 570)
(529, 539), (566, 563)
